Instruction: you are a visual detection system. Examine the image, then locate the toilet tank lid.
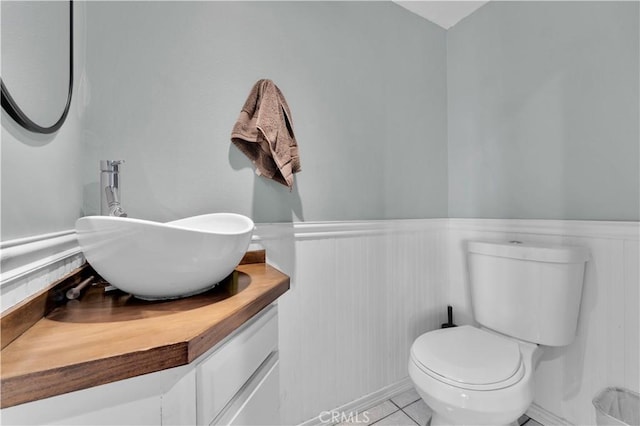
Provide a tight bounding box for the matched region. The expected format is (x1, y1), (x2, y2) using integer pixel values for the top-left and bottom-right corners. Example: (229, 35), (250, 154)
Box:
(467, 241), (590, 264)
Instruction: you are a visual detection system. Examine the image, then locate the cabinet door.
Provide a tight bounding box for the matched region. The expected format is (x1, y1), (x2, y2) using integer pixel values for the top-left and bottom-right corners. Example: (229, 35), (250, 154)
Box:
(161, 369), (197, 425)
(197, 306), (278, 424)
(0, 369), (178, 426)
(0, 394), (162, 426)
(213, 354), (280, 426)
(50, 397), (162, 426)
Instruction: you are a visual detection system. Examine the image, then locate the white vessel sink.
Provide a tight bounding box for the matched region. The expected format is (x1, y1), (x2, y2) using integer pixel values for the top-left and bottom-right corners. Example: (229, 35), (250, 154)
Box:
(75, 213), (254, 300)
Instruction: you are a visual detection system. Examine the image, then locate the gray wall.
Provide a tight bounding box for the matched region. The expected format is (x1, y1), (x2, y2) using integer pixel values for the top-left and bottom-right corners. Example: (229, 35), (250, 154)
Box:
(4, 1), (638, 240)
(1, 1), (87, 241)
(447, 1), (640, 220)
(82, 1), (448, 224)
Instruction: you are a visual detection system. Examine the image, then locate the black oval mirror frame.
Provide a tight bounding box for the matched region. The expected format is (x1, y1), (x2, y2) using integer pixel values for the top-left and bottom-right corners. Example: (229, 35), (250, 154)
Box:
(1, 1), (73, 134)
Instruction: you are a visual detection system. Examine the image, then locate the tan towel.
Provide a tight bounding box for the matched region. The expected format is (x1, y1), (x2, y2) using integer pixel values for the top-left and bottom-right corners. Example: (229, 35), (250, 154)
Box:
(231, 79), (301, 189)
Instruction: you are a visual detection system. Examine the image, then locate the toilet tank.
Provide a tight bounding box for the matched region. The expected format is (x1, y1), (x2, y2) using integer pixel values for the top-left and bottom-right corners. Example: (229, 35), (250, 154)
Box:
(467, 241), (589, 346)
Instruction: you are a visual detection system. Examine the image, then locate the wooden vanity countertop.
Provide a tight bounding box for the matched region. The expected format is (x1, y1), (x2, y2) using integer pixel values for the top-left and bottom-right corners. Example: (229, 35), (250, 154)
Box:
(0, 251), (289, 408)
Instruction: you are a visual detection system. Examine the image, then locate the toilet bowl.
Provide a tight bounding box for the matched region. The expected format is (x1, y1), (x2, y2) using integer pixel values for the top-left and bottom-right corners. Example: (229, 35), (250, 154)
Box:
(409, 326), (541, 426)
(409, 240), (589, 426)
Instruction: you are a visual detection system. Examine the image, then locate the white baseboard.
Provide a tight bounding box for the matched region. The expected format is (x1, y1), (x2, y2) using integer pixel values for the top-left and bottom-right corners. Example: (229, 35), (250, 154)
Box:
(298, 386), (572, 426)
(298, 378), (413, 426)
(527, 403), (574, 426)
(296, 381), (573, 426)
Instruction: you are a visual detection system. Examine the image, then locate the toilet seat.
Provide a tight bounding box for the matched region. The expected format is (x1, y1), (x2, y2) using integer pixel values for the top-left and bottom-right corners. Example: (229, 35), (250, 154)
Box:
(410, 325), (526, 391)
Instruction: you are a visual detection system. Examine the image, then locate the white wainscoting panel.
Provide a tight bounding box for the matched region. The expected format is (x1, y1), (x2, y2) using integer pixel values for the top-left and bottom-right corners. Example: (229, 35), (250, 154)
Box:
(1, 230), (83, 312)
(623, 239), (640, 394)
(4, 219), (636, 426)
(255, 220), (448, 425)
(447, 219), (640, 426)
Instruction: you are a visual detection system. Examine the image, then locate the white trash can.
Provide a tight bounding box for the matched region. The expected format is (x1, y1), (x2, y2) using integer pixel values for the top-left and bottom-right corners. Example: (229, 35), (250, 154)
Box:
(593, 387), (640, 426)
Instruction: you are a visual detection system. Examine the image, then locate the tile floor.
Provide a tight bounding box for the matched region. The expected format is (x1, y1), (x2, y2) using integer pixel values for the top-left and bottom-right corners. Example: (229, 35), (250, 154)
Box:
(336, 387), (544, 426)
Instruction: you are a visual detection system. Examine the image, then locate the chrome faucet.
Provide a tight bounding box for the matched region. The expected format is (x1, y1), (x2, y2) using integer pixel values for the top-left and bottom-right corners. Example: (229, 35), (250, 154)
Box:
(100, 160), (127, 217)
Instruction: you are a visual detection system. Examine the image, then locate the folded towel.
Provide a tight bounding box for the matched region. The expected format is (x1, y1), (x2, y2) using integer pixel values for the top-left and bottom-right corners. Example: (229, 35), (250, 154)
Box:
(231, 79), (301, 189)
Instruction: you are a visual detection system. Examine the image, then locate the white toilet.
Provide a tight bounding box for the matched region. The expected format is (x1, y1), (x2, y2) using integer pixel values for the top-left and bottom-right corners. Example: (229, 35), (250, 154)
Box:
(409, 240), (589, 426)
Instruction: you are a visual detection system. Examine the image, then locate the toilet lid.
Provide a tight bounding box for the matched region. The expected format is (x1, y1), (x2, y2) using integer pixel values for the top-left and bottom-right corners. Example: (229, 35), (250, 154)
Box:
(411, 326), (522, 386)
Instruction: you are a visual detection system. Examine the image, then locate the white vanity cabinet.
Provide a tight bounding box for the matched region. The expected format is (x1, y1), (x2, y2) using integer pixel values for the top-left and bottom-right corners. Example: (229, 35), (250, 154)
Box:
(0, 305), (280, 426)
